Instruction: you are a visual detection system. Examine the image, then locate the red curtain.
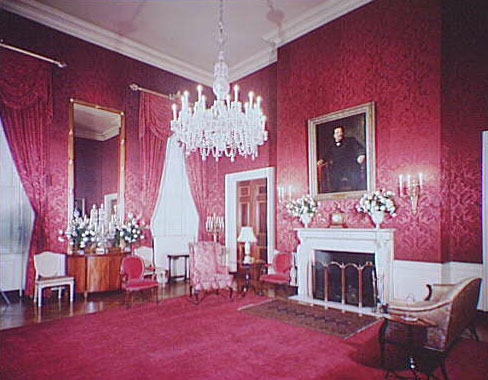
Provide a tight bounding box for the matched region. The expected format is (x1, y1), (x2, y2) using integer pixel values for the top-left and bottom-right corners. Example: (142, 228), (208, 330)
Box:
(138, 92), (172, 244)
(185, 153), (213, 241)
(0, 50), (53, 296)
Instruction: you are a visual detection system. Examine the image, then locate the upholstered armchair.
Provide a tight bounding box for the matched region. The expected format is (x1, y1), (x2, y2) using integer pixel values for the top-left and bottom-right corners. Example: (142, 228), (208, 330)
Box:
(381, 277), (481, 379)
(189, 242), (233, 304)
(259, 252), (293, 297)
(120, 256), (159, 308)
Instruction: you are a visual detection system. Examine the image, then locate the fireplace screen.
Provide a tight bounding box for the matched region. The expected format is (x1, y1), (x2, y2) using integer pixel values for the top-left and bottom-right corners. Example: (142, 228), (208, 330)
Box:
(313, 250), (377, 308)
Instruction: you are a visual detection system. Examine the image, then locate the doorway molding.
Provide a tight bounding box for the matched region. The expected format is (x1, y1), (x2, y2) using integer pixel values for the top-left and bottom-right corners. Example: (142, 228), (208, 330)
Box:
(225, 167), (275, 272)
(482, 131), (487, 310)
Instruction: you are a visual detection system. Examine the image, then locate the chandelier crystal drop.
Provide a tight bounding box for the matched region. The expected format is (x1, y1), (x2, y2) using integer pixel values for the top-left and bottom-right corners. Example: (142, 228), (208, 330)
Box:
(170, 0), (268, 162)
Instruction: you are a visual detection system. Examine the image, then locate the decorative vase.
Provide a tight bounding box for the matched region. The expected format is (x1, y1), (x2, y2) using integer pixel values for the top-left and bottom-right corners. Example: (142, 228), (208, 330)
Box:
(299, 213), (313, 228)
(370, 209), (385, 229)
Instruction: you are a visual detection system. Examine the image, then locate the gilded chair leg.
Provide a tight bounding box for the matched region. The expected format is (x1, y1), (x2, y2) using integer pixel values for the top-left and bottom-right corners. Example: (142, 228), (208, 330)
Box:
(125, 291), (131, 309)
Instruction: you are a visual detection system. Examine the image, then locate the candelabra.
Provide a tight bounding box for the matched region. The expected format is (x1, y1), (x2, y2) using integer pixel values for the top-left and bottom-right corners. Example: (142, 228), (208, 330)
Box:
(205, 213), (224, 242)
(398, 173), (423, 214)
(277, 185), (294, 204)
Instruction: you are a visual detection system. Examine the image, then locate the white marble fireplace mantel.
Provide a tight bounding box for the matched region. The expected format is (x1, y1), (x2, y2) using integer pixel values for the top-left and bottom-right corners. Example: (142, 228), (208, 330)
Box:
(295, 228), (395, 307)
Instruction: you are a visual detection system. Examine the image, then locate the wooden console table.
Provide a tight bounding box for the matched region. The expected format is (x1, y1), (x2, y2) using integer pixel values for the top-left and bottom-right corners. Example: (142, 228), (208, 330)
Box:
(67, 251), (126, 298)
(167, 254), (189, 283)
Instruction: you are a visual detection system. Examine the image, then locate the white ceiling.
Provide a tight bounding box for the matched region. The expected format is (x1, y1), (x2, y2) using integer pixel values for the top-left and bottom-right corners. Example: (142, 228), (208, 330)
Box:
(3, 0), (372, 85)
(74, 103), (121, 141)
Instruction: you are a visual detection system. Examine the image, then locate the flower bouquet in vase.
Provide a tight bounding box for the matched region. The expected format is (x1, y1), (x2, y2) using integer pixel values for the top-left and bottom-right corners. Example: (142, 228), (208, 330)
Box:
(116, 213), (146, 252)
(285, 194), (318, 228)
(356, 189), (397, 229)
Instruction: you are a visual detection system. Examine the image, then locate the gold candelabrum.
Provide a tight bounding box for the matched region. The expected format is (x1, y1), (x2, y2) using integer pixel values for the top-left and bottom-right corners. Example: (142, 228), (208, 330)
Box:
(398, 173), (423, 214)
(205, 213), (224, 242)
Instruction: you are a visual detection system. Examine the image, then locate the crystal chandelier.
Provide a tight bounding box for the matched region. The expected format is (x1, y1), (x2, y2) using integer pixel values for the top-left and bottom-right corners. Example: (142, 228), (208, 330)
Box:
(170, 0), (268, 162)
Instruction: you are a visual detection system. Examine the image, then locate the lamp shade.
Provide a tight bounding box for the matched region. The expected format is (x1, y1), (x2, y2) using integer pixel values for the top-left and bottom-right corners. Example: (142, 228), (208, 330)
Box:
(237, 226), (257, 243)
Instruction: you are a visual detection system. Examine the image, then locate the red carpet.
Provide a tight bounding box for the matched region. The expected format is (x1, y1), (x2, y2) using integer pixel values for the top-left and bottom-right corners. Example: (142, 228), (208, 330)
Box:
(1, 295), (487, 380)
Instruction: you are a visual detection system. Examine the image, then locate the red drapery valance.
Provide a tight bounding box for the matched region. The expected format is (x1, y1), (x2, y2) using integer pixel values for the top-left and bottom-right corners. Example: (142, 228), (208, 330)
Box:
(0, 50), (53, 296)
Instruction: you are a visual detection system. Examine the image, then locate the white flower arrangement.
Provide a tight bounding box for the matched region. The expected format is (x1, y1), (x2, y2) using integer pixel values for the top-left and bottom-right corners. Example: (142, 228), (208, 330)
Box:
(118, 213), (145, 244)
(58, 213), (97, 250)
(286, 194), (318, 218)
(356, 189), (397, 216)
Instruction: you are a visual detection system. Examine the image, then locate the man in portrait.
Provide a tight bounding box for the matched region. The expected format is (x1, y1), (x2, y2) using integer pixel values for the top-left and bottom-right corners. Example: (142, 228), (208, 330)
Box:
(317, 125), (366, 193)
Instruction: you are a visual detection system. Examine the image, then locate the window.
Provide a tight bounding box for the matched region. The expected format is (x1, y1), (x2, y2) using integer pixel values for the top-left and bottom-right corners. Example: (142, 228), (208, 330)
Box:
(0, 118), (34, 291)
(151, 136), (198, 271)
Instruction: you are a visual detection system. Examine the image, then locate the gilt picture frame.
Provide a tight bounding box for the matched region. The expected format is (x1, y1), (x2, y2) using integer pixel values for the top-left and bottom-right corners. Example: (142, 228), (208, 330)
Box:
(308, 102), (376, 200)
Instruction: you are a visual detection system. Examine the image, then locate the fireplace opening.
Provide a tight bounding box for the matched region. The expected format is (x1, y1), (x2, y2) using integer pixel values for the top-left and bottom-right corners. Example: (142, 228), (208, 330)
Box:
(313, 250), (377, 308)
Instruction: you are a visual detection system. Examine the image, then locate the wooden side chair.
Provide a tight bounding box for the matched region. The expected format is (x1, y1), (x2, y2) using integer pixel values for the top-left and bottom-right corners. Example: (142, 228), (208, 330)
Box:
(120, 256), (159, 308)
(259, 252), (293, 297)
(133, 246), (157, 279)
(34, 251), (75, 308)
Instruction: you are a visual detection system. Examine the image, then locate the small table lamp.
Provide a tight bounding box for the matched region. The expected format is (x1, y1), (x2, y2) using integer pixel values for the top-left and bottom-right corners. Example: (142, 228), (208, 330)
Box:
(237, 226), (257, 264)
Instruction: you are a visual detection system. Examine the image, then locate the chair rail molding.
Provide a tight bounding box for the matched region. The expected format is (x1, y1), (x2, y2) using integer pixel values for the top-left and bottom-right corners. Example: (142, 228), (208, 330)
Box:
(225, 167), (275, 272)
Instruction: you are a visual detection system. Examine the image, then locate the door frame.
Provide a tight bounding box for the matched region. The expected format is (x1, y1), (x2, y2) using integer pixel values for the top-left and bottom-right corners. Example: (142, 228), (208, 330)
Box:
(225, 167), (275, 272)
(482, 131), (488, 310)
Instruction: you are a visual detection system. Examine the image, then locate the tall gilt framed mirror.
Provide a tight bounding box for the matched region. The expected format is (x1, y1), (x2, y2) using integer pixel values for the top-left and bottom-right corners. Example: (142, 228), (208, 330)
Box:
(68, 99), (125, 222)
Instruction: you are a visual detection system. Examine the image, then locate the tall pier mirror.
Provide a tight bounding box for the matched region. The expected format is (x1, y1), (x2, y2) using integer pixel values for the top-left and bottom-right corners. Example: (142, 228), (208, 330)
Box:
(68, 99), (125, 222)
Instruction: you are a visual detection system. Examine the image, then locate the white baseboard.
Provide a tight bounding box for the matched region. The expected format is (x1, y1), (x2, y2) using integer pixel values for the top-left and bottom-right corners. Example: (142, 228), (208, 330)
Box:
(393, 260), (484, 310)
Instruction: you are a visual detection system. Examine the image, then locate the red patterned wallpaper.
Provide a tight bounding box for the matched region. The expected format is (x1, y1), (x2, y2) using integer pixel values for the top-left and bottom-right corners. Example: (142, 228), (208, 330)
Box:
(276, 0), (445, 262)
(2, 0), (485, 264)
(440, 0), (488, 262)
(0, 11), (199, 251)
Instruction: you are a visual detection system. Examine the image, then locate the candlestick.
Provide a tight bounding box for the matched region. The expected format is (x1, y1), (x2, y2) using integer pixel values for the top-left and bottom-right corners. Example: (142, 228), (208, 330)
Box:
(205, 213), (224, 242)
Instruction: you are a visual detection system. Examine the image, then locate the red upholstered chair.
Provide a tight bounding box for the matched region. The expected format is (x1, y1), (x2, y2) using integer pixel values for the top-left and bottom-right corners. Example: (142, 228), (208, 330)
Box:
(189, 242), (233, 304)
(120, 256), (159, 307)
(259, 252), (293, 297)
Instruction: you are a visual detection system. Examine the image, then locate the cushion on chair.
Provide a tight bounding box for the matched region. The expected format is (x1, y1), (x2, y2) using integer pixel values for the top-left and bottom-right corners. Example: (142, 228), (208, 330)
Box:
(123, 279), (159, 291)
(189, 242), (233, 294)
(260, 273), (289, 284)
(386, 277), (481, 352)
(121, 256), (145, 279)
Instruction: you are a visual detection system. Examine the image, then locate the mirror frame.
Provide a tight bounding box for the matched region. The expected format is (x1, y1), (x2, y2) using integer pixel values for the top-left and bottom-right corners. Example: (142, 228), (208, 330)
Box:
(68, 98), (126, 223)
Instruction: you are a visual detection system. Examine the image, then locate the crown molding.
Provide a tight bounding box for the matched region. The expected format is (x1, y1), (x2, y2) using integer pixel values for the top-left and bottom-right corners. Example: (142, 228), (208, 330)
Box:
(229, 46), (277, 83)
(75, 127), (119, 142)
(2, 0), (213, 85)
(223, 0), (372, 82)
(2, 0), (372, 84)
(263, 0), (373, 47)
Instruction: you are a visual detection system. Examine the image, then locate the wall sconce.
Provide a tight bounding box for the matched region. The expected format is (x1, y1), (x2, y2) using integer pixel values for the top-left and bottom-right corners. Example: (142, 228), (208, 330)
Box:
(398, 173), (423, 214)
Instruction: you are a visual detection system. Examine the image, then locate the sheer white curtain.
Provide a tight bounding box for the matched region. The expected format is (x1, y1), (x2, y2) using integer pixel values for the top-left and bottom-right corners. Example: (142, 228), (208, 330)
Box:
(152, 135), (198, 281)
(0, 117), (34, 294)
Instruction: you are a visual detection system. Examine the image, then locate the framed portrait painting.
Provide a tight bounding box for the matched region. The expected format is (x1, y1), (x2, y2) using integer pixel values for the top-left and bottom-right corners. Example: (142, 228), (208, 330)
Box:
(308, 102), (376, 200)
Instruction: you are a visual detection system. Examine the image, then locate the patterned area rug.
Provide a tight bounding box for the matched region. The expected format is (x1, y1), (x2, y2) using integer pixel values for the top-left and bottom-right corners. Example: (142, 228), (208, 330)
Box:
(240, 299), (379, 339)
